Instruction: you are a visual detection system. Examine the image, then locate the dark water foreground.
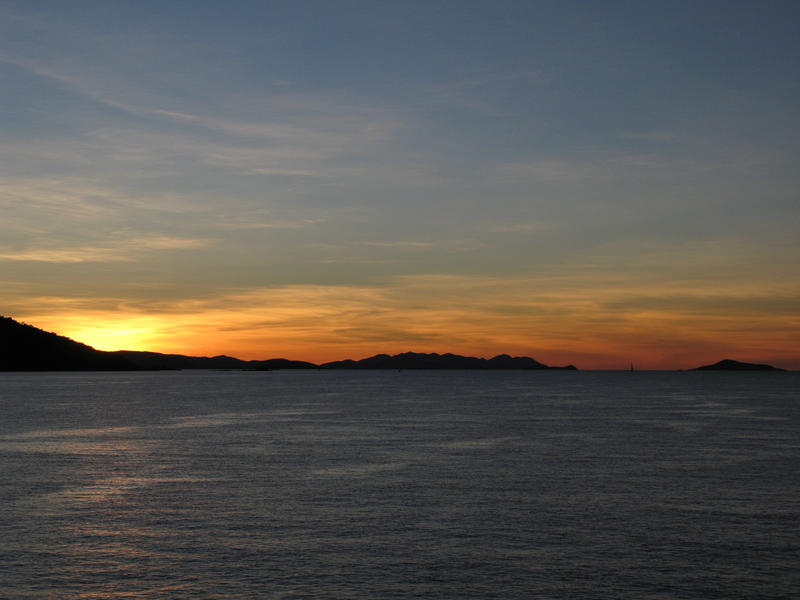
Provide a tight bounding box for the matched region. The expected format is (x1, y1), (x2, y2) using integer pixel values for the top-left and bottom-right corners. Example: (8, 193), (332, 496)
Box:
(0, 371), (798, 599)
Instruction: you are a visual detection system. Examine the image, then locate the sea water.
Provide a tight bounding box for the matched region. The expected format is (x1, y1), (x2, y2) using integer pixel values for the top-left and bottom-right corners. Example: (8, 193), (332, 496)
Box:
(0, 370), (798, 599)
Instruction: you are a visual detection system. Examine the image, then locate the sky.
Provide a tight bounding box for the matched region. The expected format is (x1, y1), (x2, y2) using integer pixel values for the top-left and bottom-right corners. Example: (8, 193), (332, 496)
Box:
(1, 0), (799, 369)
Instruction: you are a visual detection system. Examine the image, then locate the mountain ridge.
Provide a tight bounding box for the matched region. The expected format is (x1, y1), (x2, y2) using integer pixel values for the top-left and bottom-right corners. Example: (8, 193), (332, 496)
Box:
(5, 316), (789, 372)
(1, 316), (576, 371)
(321, 351), (576, 370)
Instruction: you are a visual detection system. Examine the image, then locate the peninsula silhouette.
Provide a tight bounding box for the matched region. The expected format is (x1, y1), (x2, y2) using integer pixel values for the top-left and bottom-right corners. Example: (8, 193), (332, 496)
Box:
(0, 316), (135, 371)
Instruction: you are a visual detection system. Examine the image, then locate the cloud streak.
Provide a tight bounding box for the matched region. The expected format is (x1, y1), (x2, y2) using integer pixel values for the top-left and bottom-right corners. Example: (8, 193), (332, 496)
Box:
(0, 236), (212, 263)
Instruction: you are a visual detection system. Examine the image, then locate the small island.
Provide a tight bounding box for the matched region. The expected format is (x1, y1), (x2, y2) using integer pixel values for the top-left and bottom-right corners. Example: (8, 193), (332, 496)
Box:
(691, 359), (786, 371)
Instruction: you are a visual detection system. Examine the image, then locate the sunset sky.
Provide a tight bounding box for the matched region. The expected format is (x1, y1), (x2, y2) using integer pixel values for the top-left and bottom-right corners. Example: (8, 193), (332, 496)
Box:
(2, 1), (799, 369)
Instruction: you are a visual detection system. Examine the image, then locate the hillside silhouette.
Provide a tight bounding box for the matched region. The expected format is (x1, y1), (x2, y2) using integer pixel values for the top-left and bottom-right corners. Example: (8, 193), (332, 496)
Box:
(0, 316), (136, 371)
(0, 317), (319, 371)
(0, 316), (578, 371)
(112, 350), (316, 370)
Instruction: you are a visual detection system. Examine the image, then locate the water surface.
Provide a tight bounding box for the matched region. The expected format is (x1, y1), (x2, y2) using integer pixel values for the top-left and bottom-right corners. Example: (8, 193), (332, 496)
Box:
(1, 370), (798, 598)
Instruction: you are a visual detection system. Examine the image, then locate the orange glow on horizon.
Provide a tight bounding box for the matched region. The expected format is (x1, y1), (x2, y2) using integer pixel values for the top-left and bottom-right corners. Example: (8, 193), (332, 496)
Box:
(21, 312), (800, 371)
(31, 314), (177, 353)
(14, 274), (800, 371)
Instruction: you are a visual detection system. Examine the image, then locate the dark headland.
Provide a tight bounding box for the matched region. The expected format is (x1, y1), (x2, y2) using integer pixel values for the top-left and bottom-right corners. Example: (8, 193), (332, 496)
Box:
(0, 316), (136, 371)
(691, 358), (786, 371)
(1, 316), (576, 371)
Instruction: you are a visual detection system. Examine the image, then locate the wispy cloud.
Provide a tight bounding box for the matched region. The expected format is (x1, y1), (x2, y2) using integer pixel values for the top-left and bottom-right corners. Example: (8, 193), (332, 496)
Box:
(363, 239), (478, 251)
(0, 18), (408, 188)
(487, 221), (549, 233)
(0, 236), (212, 263)
(0, 248), (130, 264)
(219, 218), (326, 230)
(0, 176), (203, 220)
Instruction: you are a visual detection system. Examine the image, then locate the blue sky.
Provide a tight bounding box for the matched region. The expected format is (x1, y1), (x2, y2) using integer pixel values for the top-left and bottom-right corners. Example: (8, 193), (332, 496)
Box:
(2, 1), (799, 367)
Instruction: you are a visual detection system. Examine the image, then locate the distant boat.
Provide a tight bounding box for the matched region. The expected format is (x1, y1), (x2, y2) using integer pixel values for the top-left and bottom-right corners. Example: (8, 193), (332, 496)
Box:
(630, 362), (634, 372)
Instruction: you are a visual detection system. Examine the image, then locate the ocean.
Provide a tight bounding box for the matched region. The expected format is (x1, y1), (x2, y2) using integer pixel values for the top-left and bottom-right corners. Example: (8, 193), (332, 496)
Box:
(0, 370), (798, 599)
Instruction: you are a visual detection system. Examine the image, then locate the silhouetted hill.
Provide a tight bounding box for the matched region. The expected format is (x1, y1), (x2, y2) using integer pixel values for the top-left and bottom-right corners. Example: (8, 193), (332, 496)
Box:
(1, 316), (136, 371)
(251, 358), (318, 370)
(322, 352), (577, 370)
(692, 359), (786, 371)
(1, 316), (575, 371)
(113, 351), (316, 370)
(113, 350), (246, 370)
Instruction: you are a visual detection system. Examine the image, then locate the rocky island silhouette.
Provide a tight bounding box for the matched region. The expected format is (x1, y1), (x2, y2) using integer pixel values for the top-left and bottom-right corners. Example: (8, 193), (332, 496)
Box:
(690, 359), (786, 371)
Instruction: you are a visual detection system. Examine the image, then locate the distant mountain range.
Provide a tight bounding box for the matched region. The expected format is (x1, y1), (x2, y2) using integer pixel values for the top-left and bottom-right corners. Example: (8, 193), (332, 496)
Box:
(320, 352), (576, 370)
(0, 316), (576, 371)
(2, 316), (790, 372)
